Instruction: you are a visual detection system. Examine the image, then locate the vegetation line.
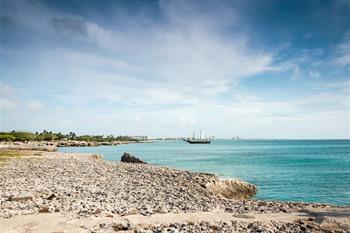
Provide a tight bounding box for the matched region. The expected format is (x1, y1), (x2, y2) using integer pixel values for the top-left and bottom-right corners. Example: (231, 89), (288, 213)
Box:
(0, 130), (137, 142)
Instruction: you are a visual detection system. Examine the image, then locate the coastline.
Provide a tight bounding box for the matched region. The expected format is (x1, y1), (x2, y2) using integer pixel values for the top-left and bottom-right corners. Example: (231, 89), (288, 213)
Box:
(0, 149), (349, 232)
(0, 140), (143, 152)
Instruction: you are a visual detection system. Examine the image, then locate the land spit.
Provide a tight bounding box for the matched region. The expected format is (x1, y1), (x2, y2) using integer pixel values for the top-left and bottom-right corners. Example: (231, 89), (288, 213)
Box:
(0, 140), (142, 152)
(0, 151), (349, 232)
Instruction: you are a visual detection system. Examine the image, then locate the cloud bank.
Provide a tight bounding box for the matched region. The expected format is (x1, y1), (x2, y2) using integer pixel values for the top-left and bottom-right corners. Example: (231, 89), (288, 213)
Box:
(0, 0), (349, 138)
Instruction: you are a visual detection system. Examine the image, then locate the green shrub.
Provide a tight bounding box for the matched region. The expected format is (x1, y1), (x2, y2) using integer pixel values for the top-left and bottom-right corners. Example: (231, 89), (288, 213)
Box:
(0, 131), (139, 142)
(10, 132), (36, 141)
(0, 134), (16, 141)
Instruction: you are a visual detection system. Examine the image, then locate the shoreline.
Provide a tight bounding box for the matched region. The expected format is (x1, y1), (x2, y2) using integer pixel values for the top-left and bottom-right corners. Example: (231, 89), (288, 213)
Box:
(0, 140), (144, 152)
(58, 143), (349, 208)
(3, 141), (346, 207)
(0, 149), (349, 232)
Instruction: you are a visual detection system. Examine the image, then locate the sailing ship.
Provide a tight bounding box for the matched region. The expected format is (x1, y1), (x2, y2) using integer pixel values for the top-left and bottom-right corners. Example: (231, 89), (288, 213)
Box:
(183, 130), (213, 144)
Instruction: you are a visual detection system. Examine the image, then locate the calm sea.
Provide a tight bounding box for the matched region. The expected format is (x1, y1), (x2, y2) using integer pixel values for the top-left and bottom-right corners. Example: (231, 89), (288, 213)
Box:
(59, 140), (350, 206)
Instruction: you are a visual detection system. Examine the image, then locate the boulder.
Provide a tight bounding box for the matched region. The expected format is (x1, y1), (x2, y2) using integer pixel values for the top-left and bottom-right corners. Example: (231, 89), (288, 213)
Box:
(121, 152), (146, 164)
(206, 179), (257, 200)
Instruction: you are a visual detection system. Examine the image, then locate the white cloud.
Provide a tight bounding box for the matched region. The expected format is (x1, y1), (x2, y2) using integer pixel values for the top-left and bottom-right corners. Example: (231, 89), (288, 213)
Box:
(308, 70), (321, 78)
(1, 1), (277, 108)
(334, 54), (350, 66)
(1, 1), (349, 138)
(291, 65), (302, 80)
(269, 47), (326, 80)
(334, 33), (350, 66)
(0, 83), (18, 110)
(0, 0), (278, 110)
(0, 98), (17, 110)
(0, 82), (14, 96)
(27, 85), (347, 139)
(80, 1), (275, 90)
(27, 100), (44, 111)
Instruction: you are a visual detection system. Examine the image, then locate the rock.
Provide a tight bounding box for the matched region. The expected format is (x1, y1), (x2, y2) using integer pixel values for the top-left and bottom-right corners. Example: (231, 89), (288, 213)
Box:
(0, 149), (343, 233)
(10, 191), (33, 202)
(90, 208), (101, 215)
(111, 222), (131, 231)
(121, 152), (146, 164)
(206, 179), (257, 200)
(44, 193), (56, 200)
(38, 207), (50, 213)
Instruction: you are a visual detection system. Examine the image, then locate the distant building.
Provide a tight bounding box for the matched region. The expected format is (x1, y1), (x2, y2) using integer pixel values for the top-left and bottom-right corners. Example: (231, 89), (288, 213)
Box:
(131, 136), (150, 141)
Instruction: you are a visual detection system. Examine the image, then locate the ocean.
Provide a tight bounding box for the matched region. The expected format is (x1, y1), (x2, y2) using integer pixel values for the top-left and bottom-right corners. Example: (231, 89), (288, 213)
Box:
(59, 139), (350, 206)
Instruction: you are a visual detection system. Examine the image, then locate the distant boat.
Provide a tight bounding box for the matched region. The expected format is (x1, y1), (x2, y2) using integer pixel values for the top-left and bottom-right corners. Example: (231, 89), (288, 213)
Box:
(183, 138), (212, 144)
(183, 129), (213, 144)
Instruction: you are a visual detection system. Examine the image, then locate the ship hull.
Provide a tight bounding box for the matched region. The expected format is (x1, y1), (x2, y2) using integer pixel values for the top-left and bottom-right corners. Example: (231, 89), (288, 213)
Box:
(183, 139), (211, 144)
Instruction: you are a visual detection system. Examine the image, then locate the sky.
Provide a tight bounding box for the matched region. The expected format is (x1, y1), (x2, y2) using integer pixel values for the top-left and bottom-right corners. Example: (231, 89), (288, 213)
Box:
(0, 0), (349, 139)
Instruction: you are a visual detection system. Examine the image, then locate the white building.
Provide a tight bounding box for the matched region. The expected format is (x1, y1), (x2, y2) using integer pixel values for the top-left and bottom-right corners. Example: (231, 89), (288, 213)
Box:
(131, 136), (150, 141)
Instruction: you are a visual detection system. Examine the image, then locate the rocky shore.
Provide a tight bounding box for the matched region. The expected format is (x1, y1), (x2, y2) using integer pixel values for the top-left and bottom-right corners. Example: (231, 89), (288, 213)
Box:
(0, 150), (349, 232)
(0, 140), (140, 152)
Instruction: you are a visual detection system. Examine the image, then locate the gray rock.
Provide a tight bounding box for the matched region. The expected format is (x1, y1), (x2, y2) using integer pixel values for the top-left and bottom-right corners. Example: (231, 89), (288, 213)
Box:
(121, 152), (146, 164)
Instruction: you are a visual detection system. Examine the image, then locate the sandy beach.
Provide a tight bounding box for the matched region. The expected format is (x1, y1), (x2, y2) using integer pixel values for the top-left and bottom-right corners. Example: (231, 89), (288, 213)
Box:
(0, 148), (349, 233)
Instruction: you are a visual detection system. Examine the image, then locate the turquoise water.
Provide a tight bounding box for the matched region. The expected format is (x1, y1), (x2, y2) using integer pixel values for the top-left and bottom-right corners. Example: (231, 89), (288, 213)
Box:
(59, 140), (350, 206)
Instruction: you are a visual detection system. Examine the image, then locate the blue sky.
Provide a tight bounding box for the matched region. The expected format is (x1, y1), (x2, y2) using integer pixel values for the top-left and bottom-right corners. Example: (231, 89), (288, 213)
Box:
(0, 0), (349, 139)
